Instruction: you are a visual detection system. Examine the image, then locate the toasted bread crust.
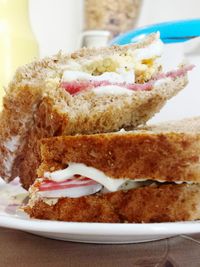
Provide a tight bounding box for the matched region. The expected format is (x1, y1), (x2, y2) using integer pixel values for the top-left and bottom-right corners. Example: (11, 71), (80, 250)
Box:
(38, 118), (200, 184)
(25, 184), (200, 223)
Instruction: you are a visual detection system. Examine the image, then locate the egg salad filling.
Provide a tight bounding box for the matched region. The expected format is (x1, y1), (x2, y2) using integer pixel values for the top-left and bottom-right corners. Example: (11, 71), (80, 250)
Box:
(60, 33), (164, 95)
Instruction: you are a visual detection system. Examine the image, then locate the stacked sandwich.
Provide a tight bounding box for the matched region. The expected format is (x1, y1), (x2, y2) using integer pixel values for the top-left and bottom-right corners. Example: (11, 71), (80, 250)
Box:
(0, 33), (198, 223)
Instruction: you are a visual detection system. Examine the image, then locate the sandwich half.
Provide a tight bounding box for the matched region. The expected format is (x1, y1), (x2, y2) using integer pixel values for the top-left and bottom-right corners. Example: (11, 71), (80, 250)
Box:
(0, 33), (193, 187)
(25, 117), (200, 223)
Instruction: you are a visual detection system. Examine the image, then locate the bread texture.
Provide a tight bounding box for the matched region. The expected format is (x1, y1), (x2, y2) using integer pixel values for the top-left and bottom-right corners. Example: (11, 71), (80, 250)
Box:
(25, 183), (200, 223)
(36, 117), (200, 188)
(25, 117), (200, 223)
(0, 33), (188, 186)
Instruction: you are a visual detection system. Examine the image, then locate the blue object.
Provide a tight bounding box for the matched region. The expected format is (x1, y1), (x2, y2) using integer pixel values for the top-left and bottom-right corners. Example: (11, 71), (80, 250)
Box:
(111, 19), (200, 45)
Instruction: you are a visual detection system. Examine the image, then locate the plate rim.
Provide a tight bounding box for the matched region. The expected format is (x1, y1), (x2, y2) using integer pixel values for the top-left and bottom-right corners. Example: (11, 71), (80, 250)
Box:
(1, 214), (200, 236)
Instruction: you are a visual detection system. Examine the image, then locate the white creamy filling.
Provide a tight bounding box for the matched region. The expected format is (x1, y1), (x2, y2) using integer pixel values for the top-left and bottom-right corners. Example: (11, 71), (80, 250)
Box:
(62, 34), (164, 86)
(4, 135), (20, 153)
(44, 163), (137, 192)
(92, 85), (134, 95)
(92, 77), (171, 95)
(3, 155), (15, 175)
(34, 162), (195, 200)
(154, 77), (171, 87)
(3, 135), (21, 175)
(132, 33), (164, 60)
(31, 162), (148, 199)
(62, 70), (135, 84)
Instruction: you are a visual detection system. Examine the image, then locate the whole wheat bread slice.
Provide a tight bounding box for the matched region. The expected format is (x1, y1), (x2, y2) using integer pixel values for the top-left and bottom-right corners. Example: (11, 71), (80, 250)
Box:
(36, 117), (200, 190)
(0, 33), (188, 186)
(25, 117), (200, 223)
(25, 183), (200, 223)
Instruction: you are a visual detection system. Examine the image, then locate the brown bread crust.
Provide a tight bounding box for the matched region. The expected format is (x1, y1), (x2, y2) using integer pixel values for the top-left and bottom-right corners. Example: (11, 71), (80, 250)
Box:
(38, 119), (200, 184)
(25, 183), (200, 223)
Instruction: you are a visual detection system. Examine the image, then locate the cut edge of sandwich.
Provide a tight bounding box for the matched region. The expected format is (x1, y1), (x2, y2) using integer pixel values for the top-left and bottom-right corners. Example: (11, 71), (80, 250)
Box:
(25, 183), (200, 223)
(10, 32), (161, 88)
(37, 116), (200, 184)
(24, 116), (200, 223)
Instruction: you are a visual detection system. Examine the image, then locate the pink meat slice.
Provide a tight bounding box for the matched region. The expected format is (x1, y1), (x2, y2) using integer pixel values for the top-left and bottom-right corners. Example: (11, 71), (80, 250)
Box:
(39, 176), (99, 191)
(61, 65), (194, 95)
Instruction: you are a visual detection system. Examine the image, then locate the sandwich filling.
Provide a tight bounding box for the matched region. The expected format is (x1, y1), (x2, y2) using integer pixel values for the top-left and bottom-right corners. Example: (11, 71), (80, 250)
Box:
(61, 33), (164, 95)
(60, 33), (193, 96)
(29, 163), (193, 204)
(61, 65), (194, 95)
(29, 163), (150, 202)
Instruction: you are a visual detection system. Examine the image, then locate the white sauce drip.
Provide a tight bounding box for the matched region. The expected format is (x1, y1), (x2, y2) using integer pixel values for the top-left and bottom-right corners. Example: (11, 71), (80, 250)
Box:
(33, 162), (195, 199)
(44, 163), (137, 192)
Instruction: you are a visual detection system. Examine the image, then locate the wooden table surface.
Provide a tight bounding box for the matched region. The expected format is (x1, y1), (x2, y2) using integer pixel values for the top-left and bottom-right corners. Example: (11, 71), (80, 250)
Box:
(0, 228), (200, 267)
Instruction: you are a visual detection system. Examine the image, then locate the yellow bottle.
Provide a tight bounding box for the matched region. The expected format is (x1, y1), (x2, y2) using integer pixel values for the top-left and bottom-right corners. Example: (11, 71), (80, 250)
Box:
(0, 0), (39, 108)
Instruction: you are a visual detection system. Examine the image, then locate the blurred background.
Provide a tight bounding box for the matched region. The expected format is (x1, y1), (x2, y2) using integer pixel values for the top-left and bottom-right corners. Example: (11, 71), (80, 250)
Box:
(29, 0), (200, 56)
(0, 0), (200, 115)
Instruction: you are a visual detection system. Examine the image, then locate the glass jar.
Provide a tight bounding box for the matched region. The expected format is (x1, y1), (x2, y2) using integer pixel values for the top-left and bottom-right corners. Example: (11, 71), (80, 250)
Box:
(84, 0), (142, 38)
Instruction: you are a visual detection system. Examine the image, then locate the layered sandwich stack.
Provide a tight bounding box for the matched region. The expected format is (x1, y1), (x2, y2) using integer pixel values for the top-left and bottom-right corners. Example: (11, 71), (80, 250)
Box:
(0, 33), (198, 223)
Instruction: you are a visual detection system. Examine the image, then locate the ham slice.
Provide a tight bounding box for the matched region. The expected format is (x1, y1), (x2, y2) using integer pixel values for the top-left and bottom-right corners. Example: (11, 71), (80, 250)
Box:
(38, 176), (103, 198)
(39, 176), (98, 191)
(61, 65), (194, 95)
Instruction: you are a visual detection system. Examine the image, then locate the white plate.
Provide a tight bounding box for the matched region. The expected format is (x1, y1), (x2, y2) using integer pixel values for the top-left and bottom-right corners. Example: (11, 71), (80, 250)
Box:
(0, 178), (200, 244)
(1, 214), (200, 244)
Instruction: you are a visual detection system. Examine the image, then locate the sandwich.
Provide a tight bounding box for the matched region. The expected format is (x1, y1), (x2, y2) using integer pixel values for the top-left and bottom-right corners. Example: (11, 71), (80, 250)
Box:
(0, 33), (193, 190)
(25, 117), (200, 223)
